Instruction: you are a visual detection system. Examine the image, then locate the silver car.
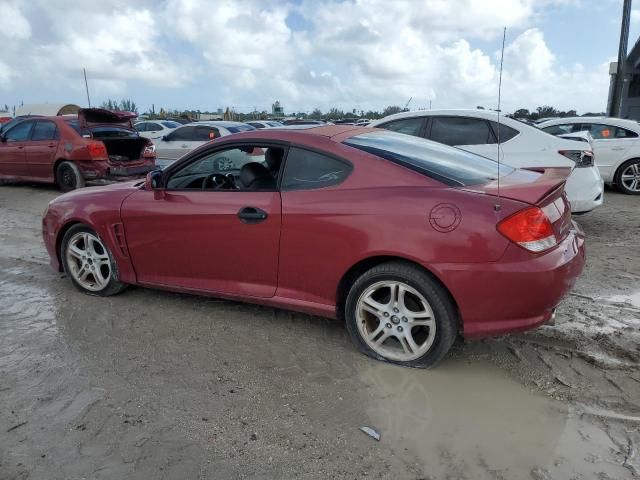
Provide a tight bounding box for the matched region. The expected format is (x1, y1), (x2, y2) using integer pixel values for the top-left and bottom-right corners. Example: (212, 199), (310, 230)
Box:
(154, 121), (256, 168)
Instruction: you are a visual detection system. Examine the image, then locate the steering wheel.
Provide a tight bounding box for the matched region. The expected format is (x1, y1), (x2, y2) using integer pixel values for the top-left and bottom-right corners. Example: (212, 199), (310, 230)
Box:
(202, 173), (236, 190)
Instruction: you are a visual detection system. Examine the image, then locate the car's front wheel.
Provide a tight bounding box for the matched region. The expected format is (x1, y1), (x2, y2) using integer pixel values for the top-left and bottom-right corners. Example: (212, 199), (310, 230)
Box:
(345, 262), (458, 368)
(615, 158), (640, 195)
(61, 224), (126, 296)
(56, 161), (85, 192)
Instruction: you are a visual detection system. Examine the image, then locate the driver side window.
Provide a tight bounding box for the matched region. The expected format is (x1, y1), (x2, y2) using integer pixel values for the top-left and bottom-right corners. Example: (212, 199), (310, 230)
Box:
(166, 144), (285, 191)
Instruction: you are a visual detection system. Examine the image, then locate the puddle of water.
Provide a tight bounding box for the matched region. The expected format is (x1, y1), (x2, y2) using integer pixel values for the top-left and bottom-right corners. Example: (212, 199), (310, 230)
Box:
(607, 290), (640, 309)
(359, 359), (633, 479)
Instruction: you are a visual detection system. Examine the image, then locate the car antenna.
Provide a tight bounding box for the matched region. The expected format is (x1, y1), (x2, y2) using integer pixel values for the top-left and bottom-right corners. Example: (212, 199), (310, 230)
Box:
(495, 27), (506, 213)
(83, 68), (92, 108)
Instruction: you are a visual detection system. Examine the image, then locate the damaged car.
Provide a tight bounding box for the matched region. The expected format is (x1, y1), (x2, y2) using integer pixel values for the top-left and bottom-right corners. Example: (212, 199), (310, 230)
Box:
(0, 108), (156, 191)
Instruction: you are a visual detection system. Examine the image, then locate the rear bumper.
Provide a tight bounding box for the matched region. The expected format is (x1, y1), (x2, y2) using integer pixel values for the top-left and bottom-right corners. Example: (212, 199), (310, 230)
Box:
(564, 166), (604, 213)
(431, 222), (586, 338)
(77, 159), (156, 180)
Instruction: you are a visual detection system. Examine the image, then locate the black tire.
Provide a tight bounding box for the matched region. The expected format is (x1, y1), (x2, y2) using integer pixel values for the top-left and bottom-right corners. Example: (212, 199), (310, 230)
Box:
(614, 158), (640, 195)
(60, 224), (127, 296)
(55, 161), (85, 192)
(345, 261), (458, 368)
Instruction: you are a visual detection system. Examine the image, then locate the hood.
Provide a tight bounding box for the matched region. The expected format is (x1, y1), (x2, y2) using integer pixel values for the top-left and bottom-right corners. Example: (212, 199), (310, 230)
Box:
(78, 108), (138, 128)
(51, 180), (141, 204)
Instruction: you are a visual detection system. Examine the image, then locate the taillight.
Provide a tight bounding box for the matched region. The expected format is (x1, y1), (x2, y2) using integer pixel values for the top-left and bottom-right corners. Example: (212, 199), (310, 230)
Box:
(559, 149), (594, 168)
(497, 207), (557, 253)
(143, 141), (156, 157)
(87, 141), (108, 160)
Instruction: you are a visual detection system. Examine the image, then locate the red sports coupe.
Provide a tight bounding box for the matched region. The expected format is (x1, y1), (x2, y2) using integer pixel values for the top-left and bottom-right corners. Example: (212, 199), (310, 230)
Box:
(0, 108), (156, 191)
(42, 125), (585, 367)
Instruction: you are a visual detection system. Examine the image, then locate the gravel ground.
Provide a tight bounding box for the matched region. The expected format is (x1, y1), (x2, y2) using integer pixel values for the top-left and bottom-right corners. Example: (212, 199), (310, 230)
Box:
(0, 183), (638, 480)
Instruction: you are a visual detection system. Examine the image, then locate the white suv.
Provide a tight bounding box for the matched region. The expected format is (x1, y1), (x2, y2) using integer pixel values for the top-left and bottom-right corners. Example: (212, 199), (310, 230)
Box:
(537, 117), (640, 195)
(369, 109), (604, 213)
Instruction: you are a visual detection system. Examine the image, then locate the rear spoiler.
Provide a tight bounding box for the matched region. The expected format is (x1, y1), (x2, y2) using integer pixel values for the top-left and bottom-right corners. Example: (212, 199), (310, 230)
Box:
(477, 167), (572, 206)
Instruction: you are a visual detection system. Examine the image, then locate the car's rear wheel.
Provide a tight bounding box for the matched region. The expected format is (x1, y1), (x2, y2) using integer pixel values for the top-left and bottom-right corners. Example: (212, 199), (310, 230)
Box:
(615, 158), (640, 195)
(61, 224), (126, 296)
(345, 262), (458, 368)
(56, 161), (85, 192)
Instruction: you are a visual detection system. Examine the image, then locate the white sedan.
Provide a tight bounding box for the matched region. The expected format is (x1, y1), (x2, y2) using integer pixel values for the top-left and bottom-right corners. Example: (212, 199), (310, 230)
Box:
(134, 120), (182, 140)
(154, 121), (256, 168)
(369, 109), (604, 213)
(537, 117), (640, 195)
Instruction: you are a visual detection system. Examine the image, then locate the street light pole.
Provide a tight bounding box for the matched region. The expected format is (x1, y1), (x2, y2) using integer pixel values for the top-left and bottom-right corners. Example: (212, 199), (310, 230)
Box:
(609, 0), (632, 117)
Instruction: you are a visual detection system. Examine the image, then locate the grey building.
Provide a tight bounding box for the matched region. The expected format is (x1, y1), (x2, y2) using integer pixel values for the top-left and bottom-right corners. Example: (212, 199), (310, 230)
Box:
(608, 36), (640, 120)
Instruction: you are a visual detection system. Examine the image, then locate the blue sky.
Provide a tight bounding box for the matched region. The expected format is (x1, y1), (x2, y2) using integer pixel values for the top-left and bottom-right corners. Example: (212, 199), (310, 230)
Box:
(0, 0), (637, 115)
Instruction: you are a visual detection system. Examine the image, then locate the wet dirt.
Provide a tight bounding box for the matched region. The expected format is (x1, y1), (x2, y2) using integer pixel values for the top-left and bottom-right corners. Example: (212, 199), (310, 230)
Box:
(0, 183), (638, 479)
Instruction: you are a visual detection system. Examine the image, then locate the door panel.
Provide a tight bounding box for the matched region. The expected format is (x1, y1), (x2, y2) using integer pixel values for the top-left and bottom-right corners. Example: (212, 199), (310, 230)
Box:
(0, 142), (27, 177)
(121, 190), (281, 297)
(26, 120), (59, 179)
(0, 121), (34, 177)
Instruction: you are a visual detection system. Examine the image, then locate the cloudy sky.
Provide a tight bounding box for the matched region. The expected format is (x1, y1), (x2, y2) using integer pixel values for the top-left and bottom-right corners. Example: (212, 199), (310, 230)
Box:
(0, 0), (638, 115)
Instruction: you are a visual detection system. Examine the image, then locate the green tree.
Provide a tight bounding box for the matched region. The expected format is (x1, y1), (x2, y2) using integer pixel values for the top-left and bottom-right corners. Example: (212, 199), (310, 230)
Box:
(513, 108), (530, 118)
(382, 105), (403, 117)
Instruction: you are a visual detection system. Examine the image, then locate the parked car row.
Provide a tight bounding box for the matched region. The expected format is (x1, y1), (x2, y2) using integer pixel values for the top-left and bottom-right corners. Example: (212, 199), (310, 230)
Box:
(0, 108), (156, 191)
(536, 116), (640, 195)
(369, 109), (605, 212)
(2, 107), (637, 208)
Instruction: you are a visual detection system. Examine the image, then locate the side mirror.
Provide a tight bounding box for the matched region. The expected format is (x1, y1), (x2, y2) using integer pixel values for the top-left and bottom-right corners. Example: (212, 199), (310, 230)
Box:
(161, 135), (169, 141)
(0, 133), (6, 142)
(145, 170), (163, 191)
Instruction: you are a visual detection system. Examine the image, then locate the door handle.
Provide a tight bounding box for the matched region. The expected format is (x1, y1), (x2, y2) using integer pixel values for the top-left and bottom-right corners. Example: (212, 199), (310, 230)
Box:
(611, 147), (625, 151)
(181, 144), (188, 148)
(47, 143), (56, 148)
(237, 206), (268, 224)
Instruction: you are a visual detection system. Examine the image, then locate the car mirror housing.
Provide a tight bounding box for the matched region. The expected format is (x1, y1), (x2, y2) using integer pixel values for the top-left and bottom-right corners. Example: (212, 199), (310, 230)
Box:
(145, 170), (163, 191)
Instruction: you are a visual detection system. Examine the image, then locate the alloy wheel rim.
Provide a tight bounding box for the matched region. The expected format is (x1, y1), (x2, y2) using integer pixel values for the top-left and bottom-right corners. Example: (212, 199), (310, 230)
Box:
(61, 165), (75, 188)
(356, 281), (436, 362)
(621, 162), (640, 192)
(65, 232), (111, 291)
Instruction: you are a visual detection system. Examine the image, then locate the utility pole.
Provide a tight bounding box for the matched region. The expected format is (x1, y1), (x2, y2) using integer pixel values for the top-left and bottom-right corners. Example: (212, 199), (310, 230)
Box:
(608, 0), (632, 117)
(83, 68), (91, 107)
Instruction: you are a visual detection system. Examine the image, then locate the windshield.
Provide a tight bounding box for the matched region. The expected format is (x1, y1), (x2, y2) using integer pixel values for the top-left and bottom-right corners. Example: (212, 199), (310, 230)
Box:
(161, 121), (181, 128)
(344, 131), (512, 187)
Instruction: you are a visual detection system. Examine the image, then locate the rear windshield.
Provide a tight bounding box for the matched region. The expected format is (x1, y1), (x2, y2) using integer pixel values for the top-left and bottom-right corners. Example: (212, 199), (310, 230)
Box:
(226, 124), (255, 134)
(65, 119), (91, 137)
(343, 131), (512, 186)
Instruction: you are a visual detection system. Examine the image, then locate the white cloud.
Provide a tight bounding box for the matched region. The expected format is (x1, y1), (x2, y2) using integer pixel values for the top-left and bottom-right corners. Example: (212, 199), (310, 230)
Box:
(0, 0), (610, 113)
(0, 1), (31, 40)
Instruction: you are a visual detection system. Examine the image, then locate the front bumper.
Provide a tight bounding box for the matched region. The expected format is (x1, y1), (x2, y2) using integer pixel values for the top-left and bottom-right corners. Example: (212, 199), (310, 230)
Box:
(431, 222), (586, 338)
(564, 166), (604, 213)
(42, 212), (61, 272)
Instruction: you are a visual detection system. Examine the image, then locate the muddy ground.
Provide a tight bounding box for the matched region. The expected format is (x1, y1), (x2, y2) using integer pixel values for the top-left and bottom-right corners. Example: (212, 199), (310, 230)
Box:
(0, 183), (638, 480)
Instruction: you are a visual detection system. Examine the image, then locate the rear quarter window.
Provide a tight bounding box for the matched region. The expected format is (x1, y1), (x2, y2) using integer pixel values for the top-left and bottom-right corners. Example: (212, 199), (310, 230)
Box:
(343, 131), (511, 187)
(281, 147), (353, 191)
